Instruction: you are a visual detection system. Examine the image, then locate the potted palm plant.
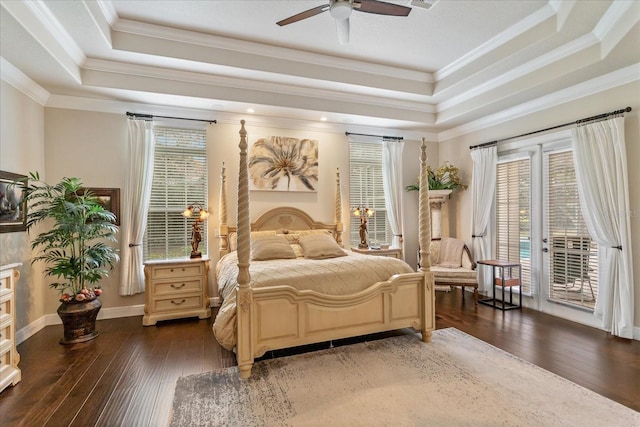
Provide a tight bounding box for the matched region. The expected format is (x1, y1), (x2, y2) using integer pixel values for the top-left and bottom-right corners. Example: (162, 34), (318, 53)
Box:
(405, 161), (468, 193)
(22, 172), (119, 344)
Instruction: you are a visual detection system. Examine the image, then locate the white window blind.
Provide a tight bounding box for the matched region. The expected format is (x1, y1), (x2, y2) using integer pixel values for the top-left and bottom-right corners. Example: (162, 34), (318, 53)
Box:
(545, 150), (598, 308)
(349, 141), (391, 247)
(496, 158), (532, 294)
(144, 126), (208, 261)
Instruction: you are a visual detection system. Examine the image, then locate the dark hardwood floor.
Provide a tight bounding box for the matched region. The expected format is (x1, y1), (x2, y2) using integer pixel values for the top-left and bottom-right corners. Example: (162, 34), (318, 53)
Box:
(1, 289), (638, 426)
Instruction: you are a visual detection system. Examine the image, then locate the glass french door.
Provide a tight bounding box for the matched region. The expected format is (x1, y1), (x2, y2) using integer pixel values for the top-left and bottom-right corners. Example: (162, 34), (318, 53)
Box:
(496, 134), (600, 327)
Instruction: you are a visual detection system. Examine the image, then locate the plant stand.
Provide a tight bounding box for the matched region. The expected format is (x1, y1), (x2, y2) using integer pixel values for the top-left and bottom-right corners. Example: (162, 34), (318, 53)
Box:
(57, 299), (102, 344)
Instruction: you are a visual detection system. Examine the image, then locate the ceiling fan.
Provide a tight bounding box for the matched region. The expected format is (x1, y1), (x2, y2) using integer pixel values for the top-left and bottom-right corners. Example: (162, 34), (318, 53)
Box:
(276, 0), (411, 45)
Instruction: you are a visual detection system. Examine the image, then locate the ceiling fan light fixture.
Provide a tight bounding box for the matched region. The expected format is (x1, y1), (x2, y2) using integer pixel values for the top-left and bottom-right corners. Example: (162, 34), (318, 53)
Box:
(330, 1), (353, 20)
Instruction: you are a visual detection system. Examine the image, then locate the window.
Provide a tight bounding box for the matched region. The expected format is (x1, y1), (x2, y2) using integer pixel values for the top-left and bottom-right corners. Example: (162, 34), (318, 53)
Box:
(544, 150), (598, 308)
(348, 141), (391, 247)
(144, 126), (208, 260)
(496, 158), (532, 294)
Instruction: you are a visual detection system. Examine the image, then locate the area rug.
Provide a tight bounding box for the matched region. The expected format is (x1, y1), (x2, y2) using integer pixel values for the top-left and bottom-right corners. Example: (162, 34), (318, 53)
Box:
(170, 328), (639, 426)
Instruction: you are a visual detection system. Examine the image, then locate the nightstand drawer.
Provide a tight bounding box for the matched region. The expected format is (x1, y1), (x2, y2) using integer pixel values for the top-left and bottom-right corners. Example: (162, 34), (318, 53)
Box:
(153, 279), (203, 296)
(153, 295), (203, 313)
(0, 322), (11, 350)
(152, 264), (203, 280)
(0, 276), (7, 292)
(0, 299), (10, 321)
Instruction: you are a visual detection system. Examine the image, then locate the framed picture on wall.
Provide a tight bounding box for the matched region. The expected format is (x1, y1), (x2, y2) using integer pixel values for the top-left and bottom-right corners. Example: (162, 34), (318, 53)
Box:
(79, 187), (121, 226)
(0, 170), (27, 233)
(248, 136), (319, 192)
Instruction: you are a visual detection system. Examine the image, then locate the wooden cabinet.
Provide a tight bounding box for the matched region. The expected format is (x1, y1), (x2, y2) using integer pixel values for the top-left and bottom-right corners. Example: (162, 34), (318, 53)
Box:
(351, 247), (403, 259)
(0, 263), (21, 393)
(143, 258), (211, 326)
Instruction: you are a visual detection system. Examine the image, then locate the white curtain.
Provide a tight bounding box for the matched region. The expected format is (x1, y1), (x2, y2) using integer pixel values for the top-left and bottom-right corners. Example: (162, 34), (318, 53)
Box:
(470, 145), (497, 295)
(119, 119), (155, 296)
(571, 117), (634, 338)
(382, 140), (404, 248)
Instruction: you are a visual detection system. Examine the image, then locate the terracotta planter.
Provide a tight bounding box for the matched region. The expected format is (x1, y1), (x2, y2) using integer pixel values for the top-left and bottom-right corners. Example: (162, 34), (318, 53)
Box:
(57, 298), (102, 344)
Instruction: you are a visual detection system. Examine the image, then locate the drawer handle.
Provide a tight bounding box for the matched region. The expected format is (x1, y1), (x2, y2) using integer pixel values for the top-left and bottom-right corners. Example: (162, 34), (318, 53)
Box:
(171, 299), (186, 305)
(171, 283), (185, 289)
(170, 268), (174, 272)
(182, 268), (185, 271)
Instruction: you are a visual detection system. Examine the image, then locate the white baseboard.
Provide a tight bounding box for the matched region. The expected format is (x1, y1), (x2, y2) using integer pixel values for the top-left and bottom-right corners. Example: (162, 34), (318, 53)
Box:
(16, 304), (146, 345)
(16, 299), (223, 345)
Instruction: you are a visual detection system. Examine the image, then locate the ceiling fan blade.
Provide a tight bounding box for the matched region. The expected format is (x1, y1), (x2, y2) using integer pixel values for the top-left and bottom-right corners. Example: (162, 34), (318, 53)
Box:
(354, 0), (411, 16)
(336, 17), (350, 45)
(277, 4), (331, 26)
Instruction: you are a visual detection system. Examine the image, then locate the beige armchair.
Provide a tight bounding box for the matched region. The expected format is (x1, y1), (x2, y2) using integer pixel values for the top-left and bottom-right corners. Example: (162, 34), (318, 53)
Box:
(428, 238), (479, 306)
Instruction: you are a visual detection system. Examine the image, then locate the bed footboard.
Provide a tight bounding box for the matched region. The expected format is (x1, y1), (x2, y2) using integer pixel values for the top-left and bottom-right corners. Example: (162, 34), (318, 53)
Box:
(237, 271), (434, 378)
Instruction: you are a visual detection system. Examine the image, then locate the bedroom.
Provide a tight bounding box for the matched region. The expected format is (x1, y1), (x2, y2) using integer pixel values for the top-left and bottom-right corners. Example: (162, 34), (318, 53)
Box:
(1, 0), (639, 424)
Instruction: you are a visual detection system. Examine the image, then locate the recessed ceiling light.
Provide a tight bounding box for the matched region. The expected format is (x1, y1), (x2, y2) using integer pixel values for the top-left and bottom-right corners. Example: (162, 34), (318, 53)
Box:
(320, 117), (327, 121)
(247, 108), (254, 113)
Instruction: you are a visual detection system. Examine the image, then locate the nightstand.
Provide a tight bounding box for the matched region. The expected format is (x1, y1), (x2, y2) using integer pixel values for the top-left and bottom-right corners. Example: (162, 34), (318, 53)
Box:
(351, 247), (402, 259)
(143, 257), (211, 326)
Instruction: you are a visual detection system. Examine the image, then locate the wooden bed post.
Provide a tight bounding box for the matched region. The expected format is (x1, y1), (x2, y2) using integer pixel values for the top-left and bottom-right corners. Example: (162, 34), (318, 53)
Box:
(219, 162), (229, 254)
(418, 137), (435, 342)
(335, 168), (343, 247)
(236, 120), (254, 379)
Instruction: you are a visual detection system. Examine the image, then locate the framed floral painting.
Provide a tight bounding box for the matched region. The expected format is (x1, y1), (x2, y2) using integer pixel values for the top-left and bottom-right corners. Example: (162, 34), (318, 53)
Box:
(248, 136), (318, 192)
(0, 170), (27, 233)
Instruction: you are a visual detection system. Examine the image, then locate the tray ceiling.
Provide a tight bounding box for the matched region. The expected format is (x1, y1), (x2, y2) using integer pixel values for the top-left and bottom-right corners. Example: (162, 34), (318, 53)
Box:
(1, 0), (638, 140)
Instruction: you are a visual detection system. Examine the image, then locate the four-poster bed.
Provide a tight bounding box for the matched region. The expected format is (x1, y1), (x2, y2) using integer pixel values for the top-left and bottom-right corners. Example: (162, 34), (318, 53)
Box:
(214, 121), (435, 378)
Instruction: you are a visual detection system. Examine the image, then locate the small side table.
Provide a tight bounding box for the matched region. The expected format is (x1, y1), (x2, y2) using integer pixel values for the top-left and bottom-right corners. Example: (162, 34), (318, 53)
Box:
(351, 247), (402, 259)
(477, 260), (522, 311)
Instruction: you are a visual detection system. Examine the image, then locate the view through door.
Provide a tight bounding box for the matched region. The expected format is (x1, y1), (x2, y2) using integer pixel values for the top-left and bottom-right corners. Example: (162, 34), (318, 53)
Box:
(495, 134), (600, 327)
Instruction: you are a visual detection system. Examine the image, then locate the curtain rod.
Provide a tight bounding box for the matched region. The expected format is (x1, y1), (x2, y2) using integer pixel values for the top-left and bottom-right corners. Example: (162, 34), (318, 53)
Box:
(345, 132), (403, 141)
(469, 106), (632, 150)
(126, 112), (216, 124)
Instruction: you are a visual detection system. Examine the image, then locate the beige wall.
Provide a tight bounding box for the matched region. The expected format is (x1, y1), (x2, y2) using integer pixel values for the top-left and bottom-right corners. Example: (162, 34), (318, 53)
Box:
(206, 124), (439, 286)
(438, 81), (640, 331)
(0, 81), (47, 330)
(43, 109), (145, 313)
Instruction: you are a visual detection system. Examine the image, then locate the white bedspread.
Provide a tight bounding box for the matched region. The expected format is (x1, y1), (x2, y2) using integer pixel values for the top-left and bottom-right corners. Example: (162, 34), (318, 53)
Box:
(213, 251), (414, 350)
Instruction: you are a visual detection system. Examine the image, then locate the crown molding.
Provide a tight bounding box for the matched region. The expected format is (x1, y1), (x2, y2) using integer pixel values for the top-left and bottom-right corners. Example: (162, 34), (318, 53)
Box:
(45, 93), (435, 141)
(0, 57), (50, 105)
(113, 18), (431, 84)
(594, 0), (640, 59)
(1, 0), (84, 83)
(438, 64), (640, 142)
(436, 33), (600, 113)
(82, 0), (115, 48)
(435, 3), (557, 81)
(82, 59), (435, 115)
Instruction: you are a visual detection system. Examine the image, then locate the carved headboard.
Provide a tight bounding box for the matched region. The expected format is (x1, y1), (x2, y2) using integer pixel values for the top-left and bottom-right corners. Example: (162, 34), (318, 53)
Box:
(217, 165), (344, 257)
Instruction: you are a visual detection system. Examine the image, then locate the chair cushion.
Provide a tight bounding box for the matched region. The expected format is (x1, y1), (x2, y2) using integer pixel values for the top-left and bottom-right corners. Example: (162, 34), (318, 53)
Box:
(431, 266), (478, 285)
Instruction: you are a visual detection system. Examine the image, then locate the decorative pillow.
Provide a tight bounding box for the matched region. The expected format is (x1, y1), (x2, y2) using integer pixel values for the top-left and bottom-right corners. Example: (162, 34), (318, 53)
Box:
(299, 234), (346, 259)
(290, 243), (304, 258)
(276, 233), (301, 244)
(279, 229), (332, 237)
(251, 235), (296, 261)
(229, 230), (277, 251)
(296, 229), (332, 236)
